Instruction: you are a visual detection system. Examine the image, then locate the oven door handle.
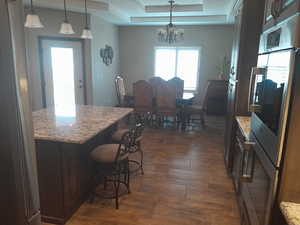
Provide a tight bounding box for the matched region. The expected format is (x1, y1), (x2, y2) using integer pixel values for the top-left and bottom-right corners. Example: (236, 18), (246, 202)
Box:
(248, 67), (267, 113)
(239, 140), (256, 183)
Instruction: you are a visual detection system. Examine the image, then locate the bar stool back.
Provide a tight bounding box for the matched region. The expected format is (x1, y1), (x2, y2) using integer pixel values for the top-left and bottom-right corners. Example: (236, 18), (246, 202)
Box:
(90, 131), (134, 209)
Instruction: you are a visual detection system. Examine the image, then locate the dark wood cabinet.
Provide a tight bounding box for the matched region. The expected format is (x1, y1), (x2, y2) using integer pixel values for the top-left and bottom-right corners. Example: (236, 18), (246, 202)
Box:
(263, 0), (300, 31)
(224, 0), (265, 172)
(36, 125), (116, 224)
(205, 80), (228, 115)
(0, 1), (41, 225)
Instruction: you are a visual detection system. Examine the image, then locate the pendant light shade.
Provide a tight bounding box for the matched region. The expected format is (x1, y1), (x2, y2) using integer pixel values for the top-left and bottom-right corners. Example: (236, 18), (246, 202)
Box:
(81, 0), (93, 39)
(60, 22), (75, 34)
(24, 0), (44, 28)
(81, 28), (93, 39)
(60, 0), (75, 34)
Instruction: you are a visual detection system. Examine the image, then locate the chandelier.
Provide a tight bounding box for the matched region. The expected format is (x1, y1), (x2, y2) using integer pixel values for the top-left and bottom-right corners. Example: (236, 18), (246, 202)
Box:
(157, 0), (184, 44)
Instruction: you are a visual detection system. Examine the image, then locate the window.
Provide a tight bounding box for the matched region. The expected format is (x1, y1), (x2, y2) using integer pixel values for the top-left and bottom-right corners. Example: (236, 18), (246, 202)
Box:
(154, 47), (200, 92)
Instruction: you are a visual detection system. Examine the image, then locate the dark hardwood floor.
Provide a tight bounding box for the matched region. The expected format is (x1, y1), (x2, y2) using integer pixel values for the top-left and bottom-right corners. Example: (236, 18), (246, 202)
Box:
(45, 117), (240, 225)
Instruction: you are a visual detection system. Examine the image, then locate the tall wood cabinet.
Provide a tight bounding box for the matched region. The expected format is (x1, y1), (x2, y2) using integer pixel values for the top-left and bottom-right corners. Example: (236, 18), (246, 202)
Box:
(224, 0), (265, 171)
(0, 1), (41, 225)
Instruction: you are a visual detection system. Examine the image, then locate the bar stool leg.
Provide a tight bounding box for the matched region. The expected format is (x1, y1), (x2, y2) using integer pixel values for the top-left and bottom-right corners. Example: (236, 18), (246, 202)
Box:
(114, 173), (121, 209)
(126, 159), (131, 193)
(138, 142), (144, 175)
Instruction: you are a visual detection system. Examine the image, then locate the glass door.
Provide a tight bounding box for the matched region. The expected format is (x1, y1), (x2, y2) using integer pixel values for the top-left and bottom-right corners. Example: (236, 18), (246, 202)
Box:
(41, 39), (85, 110)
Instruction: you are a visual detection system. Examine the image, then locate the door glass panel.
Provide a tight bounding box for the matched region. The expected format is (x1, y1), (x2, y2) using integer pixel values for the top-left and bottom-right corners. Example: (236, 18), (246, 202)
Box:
(155, 48), (176, 80)
(50, 47), (76, 114)
(253, 51), (291, 134)
(177, 49), (199, 91)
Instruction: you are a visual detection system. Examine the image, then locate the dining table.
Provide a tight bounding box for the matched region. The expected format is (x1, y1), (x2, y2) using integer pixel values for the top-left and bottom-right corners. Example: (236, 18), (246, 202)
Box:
(32, 105), (133, 225)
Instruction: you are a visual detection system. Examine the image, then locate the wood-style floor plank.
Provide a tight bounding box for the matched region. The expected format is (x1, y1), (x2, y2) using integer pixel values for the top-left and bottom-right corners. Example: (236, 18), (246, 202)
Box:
(44, 117), (240, 225)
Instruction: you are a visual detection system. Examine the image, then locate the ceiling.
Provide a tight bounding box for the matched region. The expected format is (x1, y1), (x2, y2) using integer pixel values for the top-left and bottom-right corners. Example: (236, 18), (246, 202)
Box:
(27, 0), (238, 25)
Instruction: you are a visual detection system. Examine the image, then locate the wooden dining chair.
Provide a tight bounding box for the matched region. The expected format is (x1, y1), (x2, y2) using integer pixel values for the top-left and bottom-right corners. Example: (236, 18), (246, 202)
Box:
(115, 75), (133, 107)
(168, 77), (184, 99)
(133, 80), (154, 117)
(185, 82), (209, 127)
(148, 76), (166, 98)
(155, 80), (178, 126)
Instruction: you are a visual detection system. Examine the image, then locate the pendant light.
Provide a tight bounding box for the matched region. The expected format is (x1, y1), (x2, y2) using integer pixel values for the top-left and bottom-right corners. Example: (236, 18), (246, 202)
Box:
(25, 0), (44, 28)
(81, 0), (93, 39)
(60, 0), (75, 34)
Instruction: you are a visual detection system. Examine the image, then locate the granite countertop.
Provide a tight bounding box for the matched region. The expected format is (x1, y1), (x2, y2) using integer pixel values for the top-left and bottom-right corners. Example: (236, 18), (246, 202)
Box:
(236, 116), (251, 141)
(281, 202), (300, 225)
(33, 105), (133, 144)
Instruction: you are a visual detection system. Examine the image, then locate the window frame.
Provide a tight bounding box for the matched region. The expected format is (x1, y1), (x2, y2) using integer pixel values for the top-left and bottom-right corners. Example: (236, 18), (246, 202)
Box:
(154, 46), (201, 93)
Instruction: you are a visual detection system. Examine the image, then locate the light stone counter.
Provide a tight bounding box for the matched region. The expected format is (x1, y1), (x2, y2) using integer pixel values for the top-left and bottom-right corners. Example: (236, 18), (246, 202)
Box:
(236, 116), (251, 141)
(33, 105), (133, 144)
(281, 202), (300, 225)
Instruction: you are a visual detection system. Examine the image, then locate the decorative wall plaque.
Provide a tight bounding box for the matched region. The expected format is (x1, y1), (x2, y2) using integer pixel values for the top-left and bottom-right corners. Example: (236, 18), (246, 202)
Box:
(100, 45), (114, 66)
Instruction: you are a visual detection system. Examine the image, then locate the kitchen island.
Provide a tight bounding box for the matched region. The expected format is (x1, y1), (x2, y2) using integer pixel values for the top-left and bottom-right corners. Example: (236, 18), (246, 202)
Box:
(33, 105), (133, 224)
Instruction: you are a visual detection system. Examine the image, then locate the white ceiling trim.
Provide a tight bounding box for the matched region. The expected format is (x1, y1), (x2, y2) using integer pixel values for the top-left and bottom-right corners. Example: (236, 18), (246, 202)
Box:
(145, 4), (203, 13)
(131, 15), (228, 24)
(27, 0), (234, 25)
(33, 0), (109, 11)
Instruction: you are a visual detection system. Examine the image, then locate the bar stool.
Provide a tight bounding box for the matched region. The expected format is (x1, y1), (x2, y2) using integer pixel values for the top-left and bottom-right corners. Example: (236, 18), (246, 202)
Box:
(111, 122), (145, 175)
(90, 131), (133, 209)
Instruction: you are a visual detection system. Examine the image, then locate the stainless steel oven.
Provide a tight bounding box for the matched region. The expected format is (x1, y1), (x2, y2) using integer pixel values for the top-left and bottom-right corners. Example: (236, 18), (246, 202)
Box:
(248, 14), (299, 167)
(241, 133), (279, 225)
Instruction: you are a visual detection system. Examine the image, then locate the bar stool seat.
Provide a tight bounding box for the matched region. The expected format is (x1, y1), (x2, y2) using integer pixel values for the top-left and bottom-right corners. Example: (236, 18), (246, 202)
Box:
(111, 128), (129, 143)
(90, 144), (129, 163)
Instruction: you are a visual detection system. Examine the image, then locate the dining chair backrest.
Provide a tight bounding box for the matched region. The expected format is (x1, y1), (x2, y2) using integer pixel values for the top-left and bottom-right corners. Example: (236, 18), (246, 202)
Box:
(133, 80), (154, 113)
(168, 77), (184, 99)
(156, 80), (177, 112)
(193, 81), (210, 109)
(115, 75), (126, 106)
(148, 76), (165, 97)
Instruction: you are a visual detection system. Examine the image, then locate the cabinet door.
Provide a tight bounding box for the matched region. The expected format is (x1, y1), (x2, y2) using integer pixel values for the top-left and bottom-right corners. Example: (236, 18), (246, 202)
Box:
(264, 0), (298, 28)
(232, 136), (243, 193)
(264, 0), (274, 24)
(224, 3), (242, 169)
(224, 81), (237, 170)
(230, 6), (243, 81)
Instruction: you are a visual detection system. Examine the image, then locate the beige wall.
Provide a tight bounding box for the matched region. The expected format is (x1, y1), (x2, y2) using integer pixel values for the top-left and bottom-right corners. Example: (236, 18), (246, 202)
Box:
(91, 15), (119, 107)
(119, 25), (234, 98)
(25, 8), (119, 110)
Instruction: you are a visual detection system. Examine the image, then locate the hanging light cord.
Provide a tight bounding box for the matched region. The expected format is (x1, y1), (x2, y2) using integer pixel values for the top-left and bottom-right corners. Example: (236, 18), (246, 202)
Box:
(85, 0), (89, 28)
(169, 0), (174, 25)
(63, 0), (68, 22)
(30, 0), (34, 13)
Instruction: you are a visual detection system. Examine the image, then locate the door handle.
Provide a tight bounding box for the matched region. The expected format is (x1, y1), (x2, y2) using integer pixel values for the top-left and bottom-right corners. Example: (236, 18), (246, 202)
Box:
(239, 140), (255, 183)
(79, 80), (83, 88)
(248, 67), (267, 113)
